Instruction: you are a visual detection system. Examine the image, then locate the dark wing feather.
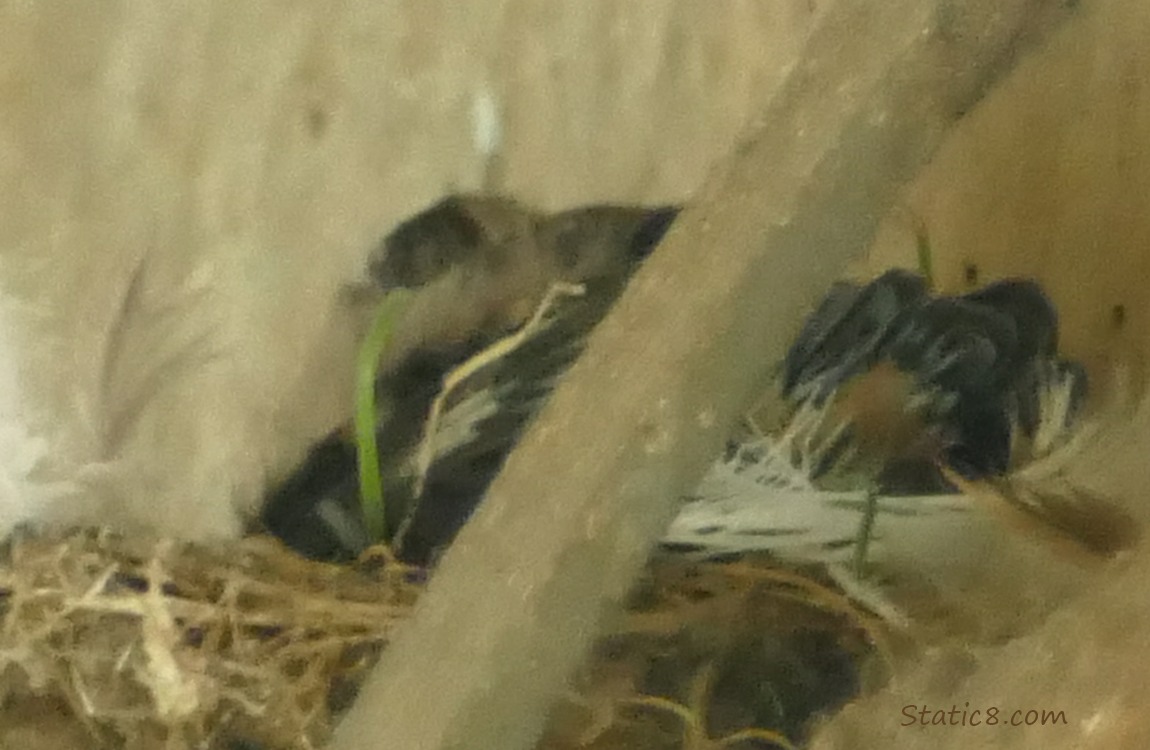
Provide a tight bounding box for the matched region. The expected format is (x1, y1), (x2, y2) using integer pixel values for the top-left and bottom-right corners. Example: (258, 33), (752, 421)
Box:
(783, 268), (928, 402)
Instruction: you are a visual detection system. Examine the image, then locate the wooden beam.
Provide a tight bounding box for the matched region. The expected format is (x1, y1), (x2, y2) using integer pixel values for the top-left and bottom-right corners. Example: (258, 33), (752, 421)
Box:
(330, 1), (1075, 748)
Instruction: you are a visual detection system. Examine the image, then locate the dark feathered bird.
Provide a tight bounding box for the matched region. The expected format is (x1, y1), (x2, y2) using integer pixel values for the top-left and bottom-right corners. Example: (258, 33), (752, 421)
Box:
(781, 271), (1085, 491)
(261, 196), (680, 564)
(264, 199), (1087, 570)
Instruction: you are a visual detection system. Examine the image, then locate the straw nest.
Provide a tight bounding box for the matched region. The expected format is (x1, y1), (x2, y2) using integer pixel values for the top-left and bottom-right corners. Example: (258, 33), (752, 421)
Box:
(0, 529), (419, 750)
(0, 526), (878, 750)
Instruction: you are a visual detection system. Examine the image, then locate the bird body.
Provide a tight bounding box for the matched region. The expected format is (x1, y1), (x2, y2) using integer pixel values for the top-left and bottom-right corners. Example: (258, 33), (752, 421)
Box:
(264, 204), (1104, 579)
(781, 270), (1084, 488)
(263, 196), (680, 563)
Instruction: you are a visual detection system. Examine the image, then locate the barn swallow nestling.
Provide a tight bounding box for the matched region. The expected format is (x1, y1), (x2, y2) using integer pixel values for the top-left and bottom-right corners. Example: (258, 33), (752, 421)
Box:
(261, 196), (680, 564)
(779, 269), (1085, 489)
(263, 202), (1110, 576)
(770, 269), (1121, 574)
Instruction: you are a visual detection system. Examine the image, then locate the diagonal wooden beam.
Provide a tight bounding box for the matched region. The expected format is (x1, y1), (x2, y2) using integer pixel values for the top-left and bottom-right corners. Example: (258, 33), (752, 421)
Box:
(330, 1), (1076, 748)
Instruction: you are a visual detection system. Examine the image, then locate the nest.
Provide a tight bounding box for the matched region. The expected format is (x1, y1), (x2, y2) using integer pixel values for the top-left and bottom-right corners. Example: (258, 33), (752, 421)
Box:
(0, 529), (419, 750)
(0, 523), (883, 750)
(538, 555), (884, 750)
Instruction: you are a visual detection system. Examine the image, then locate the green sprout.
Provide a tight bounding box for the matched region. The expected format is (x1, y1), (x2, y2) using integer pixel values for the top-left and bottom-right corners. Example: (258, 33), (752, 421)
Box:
(355, 289), (414, 541)
(913, 218), (934, 290)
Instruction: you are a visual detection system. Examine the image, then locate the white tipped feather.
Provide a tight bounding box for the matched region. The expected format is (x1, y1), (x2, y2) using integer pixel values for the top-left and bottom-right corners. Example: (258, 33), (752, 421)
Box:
(666, 437), (973, 564)
(662, 369), (1113, 630)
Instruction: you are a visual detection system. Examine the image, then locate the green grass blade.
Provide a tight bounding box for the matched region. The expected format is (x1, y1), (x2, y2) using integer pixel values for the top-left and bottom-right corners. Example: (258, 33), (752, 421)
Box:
(355, 290), (414, 541)
(914, 221), (934, 290)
